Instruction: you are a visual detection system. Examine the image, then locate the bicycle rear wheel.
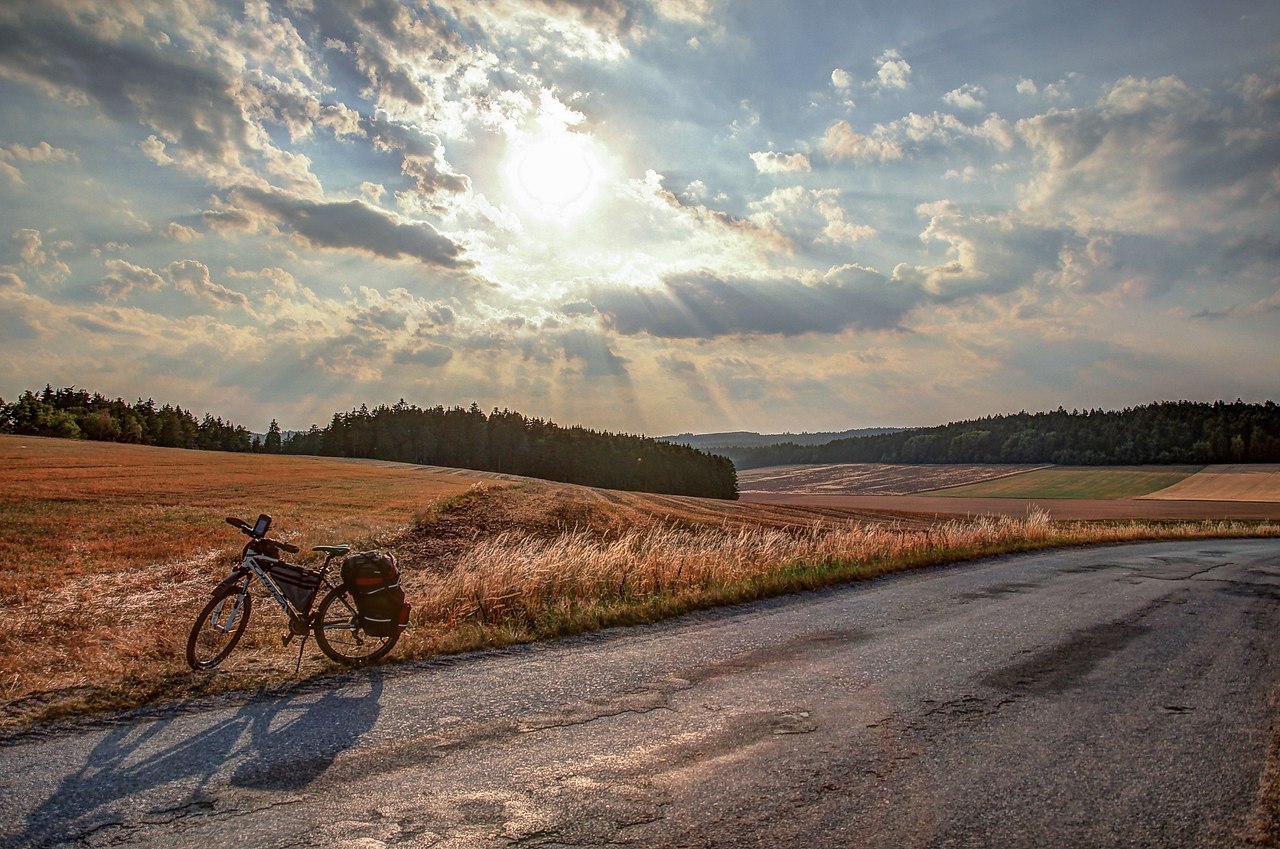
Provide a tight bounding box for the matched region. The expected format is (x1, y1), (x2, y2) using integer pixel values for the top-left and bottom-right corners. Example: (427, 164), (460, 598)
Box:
(186, 589), (252, 670)
(313, 586), (399, 666)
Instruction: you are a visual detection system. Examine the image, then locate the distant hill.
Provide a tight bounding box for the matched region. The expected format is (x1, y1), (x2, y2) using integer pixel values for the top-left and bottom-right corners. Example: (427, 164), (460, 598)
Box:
(728, 401), (1280, 470)
(660, 428), (906, 455)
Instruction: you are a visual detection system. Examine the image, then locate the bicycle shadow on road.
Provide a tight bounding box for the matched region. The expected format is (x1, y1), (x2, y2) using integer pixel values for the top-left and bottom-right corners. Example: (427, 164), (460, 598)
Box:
(7, 671), (384, 848)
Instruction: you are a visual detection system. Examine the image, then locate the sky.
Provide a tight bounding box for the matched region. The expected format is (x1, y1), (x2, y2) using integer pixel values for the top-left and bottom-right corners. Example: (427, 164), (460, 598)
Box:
(1, 0), (1278, 437)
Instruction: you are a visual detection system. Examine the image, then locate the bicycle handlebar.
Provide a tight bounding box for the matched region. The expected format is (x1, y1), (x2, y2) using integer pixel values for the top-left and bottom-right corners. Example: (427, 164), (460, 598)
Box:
(225, 516), (301, 553)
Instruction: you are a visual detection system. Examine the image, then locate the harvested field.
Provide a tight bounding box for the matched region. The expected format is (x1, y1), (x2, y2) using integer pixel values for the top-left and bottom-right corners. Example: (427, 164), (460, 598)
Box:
(924, 466), (1202, 499)
(740, 492), (1280, 521)
(1141, 464), (1280, 502)
(737, 463), (1049, 495)
(0, 435), (477, 600)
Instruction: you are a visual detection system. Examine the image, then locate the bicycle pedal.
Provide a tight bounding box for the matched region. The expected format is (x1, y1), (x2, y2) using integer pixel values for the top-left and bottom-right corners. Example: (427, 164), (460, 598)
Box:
(282, 632), (294, 646)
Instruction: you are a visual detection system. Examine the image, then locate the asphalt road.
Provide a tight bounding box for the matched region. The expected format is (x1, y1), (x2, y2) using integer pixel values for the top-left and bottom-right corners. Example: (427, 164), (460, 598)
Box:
(2, 539), (1278, 848)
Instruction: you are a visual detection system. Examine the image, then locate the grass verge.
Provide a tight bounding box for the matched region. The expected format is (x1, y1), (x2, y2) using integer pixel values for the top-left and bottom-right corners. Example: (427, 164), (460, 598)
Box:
(399, 511), (1278, 655)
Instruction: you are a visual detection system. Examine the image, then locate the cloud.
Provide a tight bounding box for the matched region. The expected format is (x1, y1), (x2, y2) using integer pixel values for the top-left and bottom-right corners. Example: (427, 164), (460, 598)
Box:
(943, 84), (986, 110)
(164, 222), (199, 242)
(749, 151), (812, 174)
(1016, 73), (1082, 103)
(589, 266), (925, 339)
(363, 114), (471, 210)
(908, 201), (1069, 300)
(5, 228), (70, 286)
(97, 259), (166, 301)
(820, 120), (903, 163)
(749, 187), (877, 245)
(1016, 74), (1280, 236)
(0, 141), (77, 185)
(392, 340), (454, 368)
(558, 328), (629, 377)
(884, 112), (1015, 151)
(628, 170), (795, 257)
(226, 186), (471, 268)
(0, 9), (254, 169)
(871, 49), (911, 90)
(168, 260), (251, 309)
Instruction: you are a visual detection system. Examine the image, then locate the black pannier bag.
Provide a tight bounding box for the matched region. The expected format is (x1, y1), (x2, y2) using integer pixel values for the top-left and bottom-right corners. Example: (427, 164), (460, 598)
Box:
(265, 561), (323, 615)
(341, 551), (410, 637)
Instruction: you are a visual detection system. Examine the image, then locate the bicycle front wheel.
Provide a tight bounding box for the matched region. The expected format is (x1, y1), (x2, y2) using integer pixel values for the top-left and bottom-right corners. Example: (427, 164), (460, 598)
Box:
(186, 589), (252, 670)
(313, 586), (399, 667)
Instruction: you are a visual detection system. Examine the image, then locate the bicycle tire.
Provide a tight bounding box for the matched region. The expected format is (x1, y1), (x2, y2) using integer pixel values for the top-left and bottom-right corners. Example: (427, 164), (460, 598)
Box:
(313, 585), (399, 666)
(186, 588), (252, 670)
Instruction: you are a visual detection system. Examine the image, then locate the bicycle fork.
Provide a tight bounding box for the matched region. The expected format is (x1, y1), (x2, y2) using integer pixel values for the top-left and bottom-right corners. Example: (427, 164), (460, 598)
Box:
(210, 588), (248, 634)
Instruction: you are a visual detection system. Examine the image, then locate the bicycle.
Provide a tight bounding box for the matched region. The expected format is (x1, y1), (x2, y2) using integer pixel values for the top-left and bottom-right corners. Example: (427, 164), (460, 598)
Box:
(186, 513), (402, 671)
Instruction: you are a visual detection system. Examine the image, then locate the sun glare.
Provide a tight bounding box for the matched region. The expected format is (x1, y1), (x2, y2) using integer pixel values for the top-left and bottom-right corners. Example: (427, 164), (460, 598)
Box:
(505, 131), (604, 219)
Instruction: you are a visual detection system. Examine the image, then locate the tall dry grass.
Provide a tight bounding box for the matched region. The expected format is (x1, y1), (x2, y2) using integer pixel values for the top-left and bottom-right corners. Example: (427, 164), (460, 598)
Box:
(397, 510), (1280, 654)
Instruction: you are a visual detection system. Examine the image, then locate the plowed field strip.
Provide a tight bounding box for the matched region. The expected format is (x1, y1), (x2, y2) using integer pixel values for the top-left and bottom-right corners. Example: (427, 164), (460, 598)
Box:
(740, 492), (1280, 521)
(737, 463), (1048, 495)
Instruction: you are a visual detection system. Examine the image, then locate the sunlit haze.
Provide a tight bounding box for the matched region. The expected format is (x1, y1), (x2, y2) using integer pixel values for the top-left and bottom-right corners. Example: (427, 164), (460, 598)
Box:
(0, 2), (1277, 435)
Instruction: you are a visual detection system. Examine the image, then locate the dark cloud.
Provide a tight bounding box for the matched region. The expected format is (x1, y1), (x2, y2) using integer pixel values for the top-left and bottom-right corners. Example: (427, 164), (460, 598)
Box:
(588, 267), (924, 339)
(559, 329), (629, 377)
(364, 115), (471, 205)
(230, 186), (470, 268)
(393, 342), (454, 368)
(0, 11), (251, 165)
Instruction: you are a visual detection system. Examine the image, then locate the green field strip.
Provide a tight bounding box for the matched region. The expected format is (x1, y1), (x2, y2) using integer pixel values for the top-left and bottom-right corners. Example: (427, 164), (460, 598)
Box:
(922, 466), (1204, 499)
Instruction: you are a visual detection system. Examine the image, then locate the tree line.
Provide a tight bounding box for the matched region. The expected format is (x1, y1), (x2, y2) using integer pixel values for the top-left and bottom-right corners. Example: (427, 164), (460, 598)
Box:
(280, 401), (738, 499)
(0, 385), (254, 452)
(729, 400), (1280, 469)
(0, 386), (738, 499)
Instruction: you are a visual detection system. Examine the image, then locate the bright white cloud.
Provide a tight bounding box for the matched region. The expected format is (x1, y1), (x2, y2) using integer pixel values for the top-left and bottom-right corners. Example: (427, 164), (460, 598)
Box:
(749, 151), (813, 174)
(943, 84), (987, 110)
(821, 120), (903, 162)
(871, 49), (912, 90)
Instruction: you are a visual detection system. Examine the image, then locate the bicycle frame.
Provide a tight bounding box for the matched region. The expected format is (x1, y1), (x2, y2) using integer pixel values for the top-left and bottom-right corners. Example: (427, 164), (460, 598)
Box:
(214, 548), (346, 634)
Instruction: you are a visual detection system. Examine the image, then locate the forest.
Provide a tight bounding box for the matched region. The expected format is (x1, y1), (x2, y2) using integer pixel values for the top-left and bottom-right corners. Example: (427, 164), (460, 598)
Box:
(0, 386), (738, 500)
(729, 401), (1280, 469)
(280, 401), (738, 499)
(0, 386), (254, 452)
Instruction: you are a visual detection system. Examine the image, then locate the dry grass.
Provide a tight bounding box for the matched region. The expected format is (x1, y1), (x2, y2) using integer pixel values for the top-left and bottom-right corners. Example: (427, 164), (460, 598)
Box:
(395, 510), (1280, 656)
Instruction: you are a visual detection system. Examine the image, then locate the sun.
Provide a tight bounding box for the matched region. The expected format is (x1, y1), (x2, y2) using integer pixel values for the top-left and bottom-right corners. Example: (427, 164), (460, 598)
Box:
(505, 131), (604, 218)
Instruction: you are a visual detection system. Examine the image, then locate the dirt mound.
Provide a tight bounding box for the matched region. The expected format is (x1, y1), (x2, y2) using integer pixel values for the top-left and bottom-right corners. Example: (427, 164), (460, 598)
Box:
(390, 480), (936, 573)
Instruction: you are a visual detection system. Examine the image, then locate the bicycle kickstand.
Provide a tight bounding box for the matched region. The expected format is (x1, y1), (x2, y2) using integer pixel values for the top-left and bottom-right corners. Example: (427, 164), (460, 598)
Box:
(292, 633), (309, 676)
